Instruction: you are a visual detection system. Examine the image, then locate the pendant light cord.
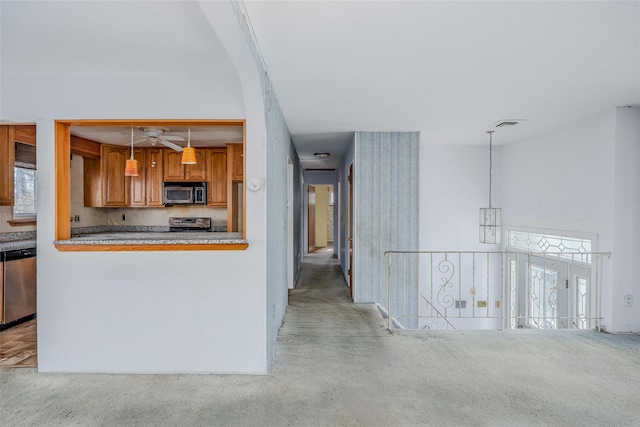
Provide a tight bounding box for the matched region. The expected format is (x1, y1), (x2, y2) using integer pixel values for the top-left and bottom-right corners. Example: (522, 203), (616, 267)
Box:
(488, 130), (494, 208)
(130, 127), (134, 160)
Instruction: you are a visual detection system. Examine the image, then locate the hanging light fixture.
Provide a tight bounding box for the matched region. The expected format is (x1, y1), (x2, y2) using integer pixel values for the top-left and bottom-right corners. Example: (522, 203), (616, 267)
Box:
(181, 128), (197, 165)
(479, 130), (501, 244)
(124, 127), (139, 176)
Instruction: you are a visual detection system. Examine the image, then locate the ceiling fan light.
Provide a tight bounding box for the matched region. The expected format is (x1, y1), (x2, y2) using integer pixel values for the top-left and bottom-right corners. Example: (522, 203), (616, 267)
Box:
(124, 158), (139, 176)
(181, 146), (197, 164)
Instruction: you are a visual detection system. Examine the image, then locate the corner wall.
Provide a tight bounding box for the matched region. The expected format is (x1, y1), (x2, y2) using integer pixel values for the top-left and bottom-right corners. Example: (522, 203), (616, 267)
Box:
(612, 107), (640, 331)
(1, 1), (270, 373)
(226, 1), (300, 370)
(354, 132), (419, 327)
(338, 137), (355, 283)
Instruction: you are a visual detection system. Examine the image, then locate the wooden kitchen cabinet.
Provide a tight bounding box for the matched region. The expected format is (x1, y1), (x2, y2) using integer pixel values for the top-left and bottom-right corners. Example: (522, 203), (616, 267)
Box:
(145, 148), (164, 206)
(130, 149), (146, 207)
(205, 148), (227, 207)
(131, 148), (164, 207)
(163, 149), (206, 181)
(163, 150), (184, 181)
(0, 125), (36, 206)
(100, 144), (130, 207)
(0, 126), (16, 206)
(83, 158), (102, 207)
(228, 143), (244, 182)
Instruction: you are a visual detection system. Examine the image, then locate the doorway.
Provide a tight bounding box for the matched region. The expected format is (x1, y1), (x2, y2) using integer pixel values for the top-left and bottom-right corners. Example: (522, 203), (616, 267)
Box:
(307, 184), (334, 255)
(505, 229), (595, 330)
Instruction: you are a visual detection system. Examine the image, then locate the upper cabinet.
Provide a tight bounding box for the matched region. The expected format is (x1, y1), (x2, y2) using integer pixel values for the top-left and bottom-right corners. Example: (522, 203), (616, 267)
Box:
(206, 148), (227, 207)
(131, 148), (164, 207)
(0, 125), (36, 206)
(85, 145), (164, 208)
(163, 150), (206, 182)
(228, 144), (243, 182)
(14, 126), (36, 145)
(0, 127), (16, 206)
(145, 149), (165, 207)
(101, 144), (130, 207)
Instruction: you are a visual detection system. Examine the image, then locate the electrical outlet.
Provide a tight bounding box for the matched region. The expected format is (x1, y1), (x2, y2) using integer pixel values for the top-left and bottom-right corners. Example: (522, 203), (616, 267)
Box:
(73, 215), (80, 222)
(624, 295), (633, 307)
(477, 301), (487, 308)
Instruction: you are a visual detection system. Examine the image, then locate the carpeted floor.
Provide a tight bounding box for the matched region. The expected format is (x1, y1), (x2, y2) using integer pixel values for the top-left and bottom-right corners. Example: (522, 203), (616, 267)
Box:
(1, 251), (639, 426)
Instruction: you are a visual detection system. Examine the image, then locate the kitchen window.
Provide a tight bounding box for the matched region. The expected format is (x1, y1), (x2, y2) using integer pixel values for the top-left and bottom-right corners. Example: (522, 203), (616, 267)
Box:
(13, 142), (37, 220)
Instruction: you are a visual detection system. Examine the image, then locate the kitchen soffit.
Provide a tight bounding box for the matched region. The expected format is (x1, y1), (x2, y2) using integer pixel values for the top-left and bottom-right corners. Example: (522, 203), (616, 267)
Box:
(70, 126), (243, 149)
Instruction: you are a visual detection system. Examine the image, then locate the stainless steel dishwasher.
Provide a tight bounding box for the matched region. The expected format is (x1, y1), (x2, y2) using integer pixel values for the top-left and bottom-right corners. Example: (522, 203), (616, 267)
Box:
(1, 247), (37, 326)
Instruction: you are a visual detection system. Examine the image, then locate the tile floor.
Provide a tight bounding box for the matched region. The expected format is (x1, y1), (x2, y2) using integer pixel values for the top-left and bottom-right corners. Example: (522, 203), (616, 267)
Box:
(0, 318), (37, 367)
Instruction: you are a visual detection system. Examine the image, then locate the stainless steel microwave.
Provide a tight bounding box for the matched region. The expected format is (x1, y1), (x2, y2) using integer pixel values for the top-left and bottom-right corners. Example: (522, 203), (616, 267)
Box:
(163, 182), (207, 205)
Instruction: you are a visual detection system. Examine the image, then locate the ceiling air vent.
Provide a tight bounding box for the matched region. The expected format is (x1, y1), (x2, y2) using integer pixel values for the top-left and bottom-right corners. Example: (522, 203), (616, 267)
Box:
(492, 119), (526, 128)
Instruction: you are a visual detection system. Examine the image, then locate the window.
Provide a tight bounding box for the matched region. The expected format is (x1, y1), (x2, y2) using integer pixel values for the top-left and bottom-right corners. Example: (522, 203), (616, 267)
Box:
(13, 165), (37, 218)
(13, 142), (37, 219)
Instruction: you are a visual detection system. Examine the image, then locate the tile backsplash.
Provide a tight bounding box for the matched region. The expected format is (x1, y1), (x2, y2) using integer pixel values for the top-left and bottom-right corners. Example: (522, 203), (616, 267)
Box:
(0, 230), (36, 242)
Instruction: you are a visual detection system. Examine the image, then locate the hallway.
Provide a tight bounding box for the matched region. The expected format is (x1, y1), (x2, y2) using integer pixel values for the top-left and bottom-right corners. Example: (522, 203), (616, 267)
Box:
(1, 253), (640, 425)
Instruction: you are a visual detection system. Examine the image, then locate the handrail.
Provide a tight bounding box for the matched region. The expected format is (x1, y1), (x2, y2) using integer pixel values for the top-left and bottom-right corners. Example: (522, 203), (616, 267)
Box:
(384, 250), (611, 332)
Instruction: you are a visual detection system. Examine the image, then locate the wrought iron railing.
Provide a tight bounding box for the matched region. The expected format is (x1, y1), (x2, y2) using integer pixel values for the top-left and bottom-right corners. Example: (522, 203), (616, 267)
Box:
(383, 250), (611, 332)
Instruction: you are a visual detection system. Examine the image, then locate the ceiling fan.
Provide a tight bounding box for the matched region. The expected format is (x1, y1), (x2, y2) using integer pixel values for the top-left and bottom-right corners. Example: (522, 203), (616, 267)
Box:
(132, 127), (185, 152)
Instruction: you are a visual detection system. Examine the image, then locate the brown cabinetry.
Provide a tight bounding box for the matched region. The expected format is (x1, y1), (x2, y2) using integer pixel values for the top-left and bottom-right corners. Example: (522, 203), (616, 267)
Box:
(131, 148), (164, 207)
(228, 143), (244, 181)
(0, 125), (36, 206)
(100, 144), (130, 207)
(205, 149), (227, 207)
(163, 149), (206, 182)
(0, 126), (16, 206)
(83, 158), (102, 207)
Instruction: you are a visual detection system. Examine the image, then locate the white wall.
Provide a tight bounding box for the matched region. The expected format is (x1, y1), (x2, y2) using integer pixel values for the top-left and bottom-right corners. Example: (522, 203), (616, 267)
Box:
(500, 111), (616, 240)
(420, 144), (499, 252)
(2, 2), (271, 373)
(419, 110), (640, 331)
(612, 107), (640, 332)
(500, 109), (640, 332)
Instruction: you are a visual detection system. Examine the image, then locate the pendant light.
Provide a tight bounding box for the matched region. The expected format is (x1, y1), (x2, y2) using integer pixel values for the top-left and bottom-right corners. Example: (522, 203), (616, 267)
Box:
(479, 130), (501, 244)
(124, 127), (139, 176)
(181, 128), (197, 164)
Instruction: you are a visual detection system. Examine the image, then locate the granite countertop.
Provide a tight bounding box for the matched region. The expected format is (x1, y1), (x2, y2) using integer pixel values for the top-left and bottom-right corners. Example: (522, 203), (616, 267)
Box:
(54, 232), (246, 246)
(0, 239), (37, 252)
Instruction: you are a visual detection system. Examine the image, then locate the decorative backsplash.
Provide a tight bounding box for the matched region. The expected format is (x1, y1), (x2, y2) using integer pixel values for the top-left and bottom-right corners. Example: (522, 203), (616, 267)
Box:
(70, 225), (227, 236)
(0, 231), (37, 242)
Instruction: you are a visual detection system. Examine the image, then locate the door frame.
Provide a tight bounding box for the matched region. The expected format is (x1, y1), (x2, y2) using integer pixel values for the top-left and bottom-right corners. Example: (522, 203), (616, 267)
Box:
(307, 185), (316, 254)
(348, 163), (354, 299)
(287, 157), (294, 289)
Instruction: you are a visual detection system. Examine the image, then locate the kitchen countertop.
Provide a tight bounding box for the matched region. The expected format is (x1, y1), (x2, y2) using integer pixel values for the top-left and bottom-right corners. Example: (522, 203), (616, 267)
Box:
(0, 240), (37, 252)
(54, 232), (246, 246)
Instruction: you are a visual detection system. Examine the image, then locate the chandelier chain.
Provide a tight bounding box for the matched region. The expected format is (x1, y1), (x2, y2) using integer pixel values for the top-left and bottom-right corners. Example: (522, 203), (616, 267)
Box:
(488, 130), (494, 208)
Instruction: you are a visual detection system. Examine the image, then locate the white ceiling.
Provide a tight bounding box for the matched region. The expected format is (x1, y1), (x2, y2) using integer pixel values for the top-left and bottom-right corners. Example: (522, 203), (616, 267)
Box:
(71, 126), (243, 149)
(1, 1), (234, 74)
(243, 0), (640, 168)
(2, 1), (639, 171)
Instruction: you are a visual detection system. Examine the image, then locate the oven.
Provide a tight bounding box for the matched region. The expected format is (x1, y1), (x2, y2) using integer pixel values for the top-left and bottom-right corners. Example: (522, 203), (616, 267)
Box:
(169, 217), (212, 232)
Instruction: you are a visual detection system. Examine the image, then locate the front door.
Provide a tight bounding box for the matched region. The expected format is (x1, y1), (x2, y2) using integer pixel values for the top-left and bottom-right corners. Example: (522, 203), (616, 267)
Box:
(508, 253), (591, 329)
